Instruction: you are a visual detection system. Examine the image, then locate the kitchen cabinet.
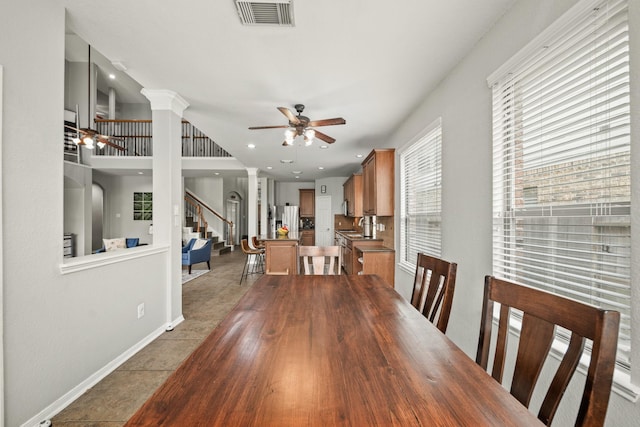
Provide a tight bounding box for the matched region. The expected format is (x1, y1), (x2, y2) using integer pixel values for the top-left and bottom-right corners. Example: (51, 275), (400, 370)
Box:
(299, 189), (315, 217)
(362, 149), (395, 217)
(343, 173), (362, 217)
(354, 244), (395, 287)
(264, 237), (299, 275)
(300, 230), (315, 246)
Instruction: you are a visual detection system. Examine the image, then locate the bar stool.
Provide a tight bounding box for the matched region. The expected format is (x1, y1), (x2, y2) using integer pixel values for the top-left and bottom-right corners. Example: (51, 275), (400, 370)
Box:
(240, 239), (264, 285)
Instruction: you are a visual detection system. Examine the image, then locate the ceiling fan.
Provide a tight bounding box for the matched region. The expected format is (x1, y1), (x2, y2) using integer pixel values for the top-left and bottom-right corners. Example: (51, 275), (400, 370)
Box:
(249, 104), (346, 146)
(65, 45), (125, 151)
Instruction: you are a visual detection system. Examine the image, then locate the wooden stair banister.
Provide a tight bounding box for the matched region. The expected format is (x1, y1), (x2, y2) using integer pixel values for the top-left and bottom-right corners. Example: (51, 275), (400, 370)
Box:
(184, 190), (234, 247)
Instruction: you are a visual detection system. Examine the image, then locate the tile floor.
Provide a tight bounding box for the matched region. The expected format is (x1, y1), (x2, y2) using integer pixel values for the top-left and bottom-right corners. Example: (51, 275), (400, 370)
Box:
(51, 248), (260, 426)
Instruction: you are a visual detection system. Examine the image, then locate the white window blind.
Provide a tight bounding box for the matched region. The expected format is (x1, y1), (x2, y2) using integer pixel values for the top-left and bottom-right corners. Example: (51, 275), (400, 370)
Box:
(491, 0), (630, 367)
(400, 119), (442, 270)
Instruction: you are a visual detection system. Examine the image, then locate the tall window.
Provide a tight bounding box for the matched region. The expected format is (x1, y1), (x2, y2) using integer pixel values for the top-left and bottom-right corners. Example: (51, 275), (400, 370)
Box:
(490, 0), (630, 368)
(399, 118), (442, 271)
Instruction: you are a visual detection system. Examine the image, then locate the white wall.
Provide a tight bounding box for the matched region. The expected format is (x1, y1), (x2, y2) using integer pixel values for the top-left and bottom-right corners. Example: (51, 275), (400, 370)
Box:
(94, 172), (154, 245)
(315, 177), (349, 215)
(275, 181), (314, 206)
(389, 0), (640, 425)
(1, 2), (172, 425)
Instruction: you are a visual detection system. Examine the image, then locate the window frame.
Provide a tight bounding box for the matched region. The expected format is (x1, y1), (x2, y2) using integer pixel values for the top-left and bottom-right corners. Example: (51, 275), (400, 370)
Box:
(488, 0), (636, 398)
(398, 118), (443, 274)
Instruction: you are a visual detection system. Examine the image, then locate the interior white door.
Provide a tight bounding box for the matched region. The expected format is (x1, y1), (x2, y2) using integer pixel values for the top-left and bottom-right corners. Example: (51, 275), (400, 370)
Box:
(315, 196), (332, 246)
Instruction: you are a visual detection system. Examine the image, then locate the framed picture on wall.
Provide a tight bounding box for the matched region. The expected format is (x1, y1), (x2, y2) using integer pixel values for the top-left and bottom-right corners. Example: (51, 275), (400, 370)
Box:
(133, 192), (152, 220)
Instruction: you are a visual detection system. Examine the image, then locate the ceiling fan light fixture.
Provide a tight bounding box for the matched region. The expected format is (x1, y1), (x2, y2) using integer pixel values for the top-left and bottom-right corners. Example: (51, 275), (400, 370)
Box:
(303, 128), (315, 145)
(72, 137), (81, 145)
(96, 140), (106, 149)
(82, 135), (94, 149)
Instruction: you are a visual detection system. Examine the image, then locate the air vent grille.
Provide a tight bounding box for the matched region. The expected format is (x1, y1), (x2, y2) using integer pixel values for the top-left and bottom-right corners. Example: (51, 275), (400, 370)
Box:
(235, 1), (294, 26)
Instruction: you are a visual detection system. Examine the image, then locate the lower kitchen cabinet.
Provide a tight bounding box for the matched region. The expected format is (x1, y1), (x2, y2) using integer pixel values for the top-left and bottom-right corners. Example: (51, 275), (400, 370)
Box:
(300, 230), (315, 246)
(354, 244), (395, 287)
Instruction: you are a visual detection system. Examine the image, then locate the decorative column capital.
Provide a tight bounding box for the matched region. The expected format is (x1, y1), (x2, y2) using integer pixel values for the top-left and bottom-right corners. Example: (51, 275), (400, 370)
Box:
(141, 89), (189, 115)
(246, 167), (259, 177)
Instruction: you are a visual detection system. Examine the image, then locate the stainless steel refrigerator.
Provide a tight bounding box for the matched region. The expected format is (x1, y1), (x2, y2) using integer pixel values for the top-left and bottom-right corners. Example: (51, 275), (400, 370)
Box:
(272, 205), (299, 235)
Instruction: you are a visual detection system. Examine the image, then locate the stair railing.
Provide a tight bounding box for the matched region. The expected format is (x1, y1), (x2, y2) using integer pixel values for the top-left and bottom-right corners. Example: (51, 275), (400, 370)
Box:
(184, 190), (234, 247)
(184, 197), (207, 236)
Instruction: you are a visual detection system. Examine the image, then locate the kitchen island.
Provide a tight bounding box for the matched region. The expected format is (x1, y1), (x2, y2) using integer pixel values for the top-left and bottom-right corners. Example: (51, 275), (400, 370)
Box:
(260, 233), (300, 275)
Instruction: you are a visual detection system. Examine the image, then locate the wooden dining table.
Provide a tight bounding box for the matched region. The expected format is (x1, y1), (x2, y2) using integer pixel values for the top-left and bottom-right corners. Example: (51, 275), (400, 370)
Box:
(125, 274), (543, 426)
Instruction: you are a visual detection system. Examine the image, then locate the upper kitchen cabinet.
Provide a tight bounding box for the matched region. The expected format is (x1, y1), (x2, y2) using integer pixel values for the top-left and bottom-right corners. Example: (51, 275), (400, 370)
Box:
(362, 149), (395, 216)
(343, 173), (362, 217)
(299, 189), (315, 217)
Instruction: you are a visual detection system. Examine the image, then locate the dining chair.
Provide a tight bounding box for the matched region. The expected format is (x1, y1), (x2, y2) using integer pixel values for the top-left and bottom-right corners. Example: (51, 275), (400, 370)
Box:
(240, 239), (263, 284)
(476, 275), (620, 426)
(410, 253), (457, 333)
(298, 245), (341, 275)
(249, 236), (265, 271)
(252, 235), (265, 250)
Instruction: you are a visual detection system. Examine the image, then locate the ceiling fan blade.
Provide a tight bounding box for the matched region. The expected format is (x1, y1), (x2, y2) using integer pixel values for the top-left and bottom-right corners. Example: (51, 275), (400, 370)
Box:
(99, 134), (125, 142)
(278, 107), (301, 125)
(249, 125), (289, 130)
(308, 118), (346, 127)
(64, 124), (84, 133)
(313, 130), (336, 144)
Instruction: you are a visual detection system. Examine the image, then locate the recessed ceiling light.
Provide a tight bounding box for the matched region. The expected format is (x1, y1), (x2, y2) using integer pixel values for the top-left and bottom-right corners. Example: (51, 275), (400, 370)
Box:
(319, 145), (329, 149)
(137, 171), (144, 175)
(292, 170), (302, 174)
(266, 166), (273, 170)
(247, 143), (256, 149)
(214, 172), (220, 175)
(318, 166), (324, 170)
(108, 73), (116, 80)
(280, 159), (294, 164)
(356, 154), (363, 158)
(295, 176), (300, 179)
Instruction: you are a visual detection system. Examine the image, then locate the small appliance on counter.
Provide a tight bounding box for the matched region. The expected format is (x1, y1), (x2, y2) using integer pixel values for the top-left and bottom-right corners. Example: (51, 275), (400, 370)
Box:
(301, 218), (315, 229)
(359, 216), (376, 238)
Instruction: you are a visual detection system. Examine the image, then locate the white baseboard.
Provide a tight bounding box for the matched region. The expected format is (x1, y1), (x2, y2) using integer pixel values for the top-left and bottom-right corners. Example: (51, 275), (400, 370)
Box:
(21, 317), (183, 427)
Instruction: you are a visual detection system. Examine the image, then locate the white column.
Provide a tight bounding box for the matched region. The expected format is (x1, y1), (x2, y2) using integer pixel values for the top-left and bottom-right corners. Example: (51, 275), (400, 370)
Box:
(247, 168), (258, 241)
(141, 88), (189, 327)
(259, 177), (268, 236)
(108, 87), (116, 119)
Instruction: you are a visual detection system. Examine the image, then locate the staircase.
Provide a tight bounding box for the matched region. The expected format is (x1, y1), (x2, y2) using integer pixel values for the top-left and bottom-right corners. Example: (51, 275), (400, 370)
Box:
(184, 189), (235, 256)
(183, 215), (232, 256)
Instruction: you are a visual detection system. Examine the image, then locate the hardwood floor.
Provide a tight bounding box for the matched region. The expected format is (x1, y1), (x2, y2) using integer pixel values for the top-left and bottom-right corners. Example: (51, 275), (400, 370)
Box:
(51, 249), (259, 426)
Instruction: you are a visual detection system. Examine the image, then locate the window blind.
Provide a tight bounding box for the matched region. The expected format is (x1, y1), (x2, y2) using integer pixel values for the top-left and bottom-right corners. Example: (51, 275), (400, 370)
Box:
(491, 0), (630, 367)
(400, 119), (442, 270)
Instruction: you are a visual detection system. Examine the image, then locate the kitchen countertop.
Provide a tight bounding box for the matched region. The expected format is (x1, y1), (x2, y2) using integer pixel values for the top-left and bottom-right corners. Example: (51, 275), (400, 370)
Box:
(353, 244), (394, 252)
(335, 230), (382, 242)
(260, 232), (301, 241)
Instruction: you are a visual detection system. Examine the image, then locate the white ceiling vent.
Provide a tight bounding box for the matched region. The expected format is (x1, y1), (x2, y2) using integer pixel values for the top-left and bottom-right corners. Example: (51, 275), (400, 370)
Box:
(235, 0), (294, 26)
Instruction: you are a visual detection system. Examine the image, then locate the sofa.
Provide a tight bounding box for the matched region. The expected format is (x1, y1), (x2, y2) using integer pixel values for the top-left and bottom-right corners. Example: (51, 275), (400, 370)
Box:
(95, 237), (140, 253)
(182, 238), (212, 274)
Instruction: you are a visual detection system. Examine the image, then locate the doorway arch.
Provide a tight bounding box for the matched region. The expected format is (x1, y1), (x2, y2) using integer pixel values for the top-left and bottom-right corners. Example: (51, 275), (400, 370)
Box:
(226, 191), (243, 246)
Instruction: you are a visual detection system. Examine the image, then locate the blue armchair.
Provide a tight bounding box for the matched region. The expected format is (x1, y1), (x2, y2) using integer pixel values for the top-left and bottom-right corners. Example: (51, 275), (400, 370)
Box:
(182, 238), (212, 274)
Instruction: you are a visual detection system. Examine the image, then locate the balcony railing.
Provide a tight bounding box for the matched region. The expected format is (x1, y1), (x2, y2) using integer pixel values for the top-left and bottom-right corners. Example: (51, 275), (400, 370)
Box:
(91, 119), (232, 157)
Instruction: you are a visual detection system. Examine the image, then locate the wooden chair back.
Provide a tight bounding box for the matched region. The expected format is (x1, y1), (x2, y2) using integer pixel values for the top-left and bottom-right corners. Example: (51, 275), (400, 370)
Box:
(241, 239), (261, 255)
(298, 246), (341, 275)
(410, 253), (457, 333)
(252, 235), (264, 250)
(476, 275), (620, 426)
